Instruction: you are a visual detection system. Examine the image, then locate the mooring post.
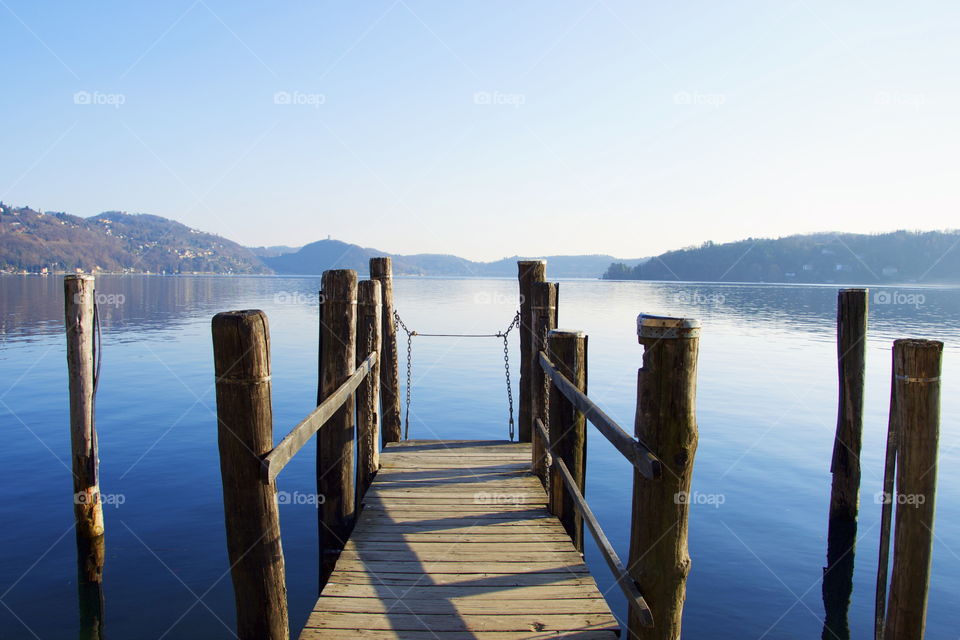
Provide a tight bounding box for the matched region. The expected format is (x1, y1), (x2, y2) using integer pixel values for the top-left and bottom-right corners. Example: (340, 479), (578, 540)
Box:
(875, 353), (899, 640)
(546, 329), (586, 552)
(883, 339), (943, 640)
(370, 257), (402, 445)
(518, 260), (547, 443)
(212, 310), (288, 640)
(356, 279), (382, 504)
(629, 314), (700, 640)
(829, 288), (868, 521)
(530, 281), (558, 484)
(823, 288), (868, 638)
(64, 275), (104, 540)
(317, 269), (358, 588)
(76, 532), (105, 640)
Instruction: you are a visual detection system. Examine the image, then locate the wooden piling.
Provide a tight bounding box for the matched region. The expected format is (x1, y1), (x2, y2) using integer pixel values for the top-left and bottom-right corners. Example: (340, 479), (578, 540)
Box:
(356, 279), (382, 503)
(829, 288), (868, 522)
(518, 260), (547, 443)
(76, 532), (105, 640)
(64, 275), (104, 540)
(630, 314), (700, 640)
(875, 355), (899, 640)
(212, 310), (288, 640)
(823, 288), (867, 639)
(317, 269), (358, 587)
(883, 339), (943, 640)
(370, 258), (402, 445)
(530, 281), (558, 484)
(546, 329), (586, 552)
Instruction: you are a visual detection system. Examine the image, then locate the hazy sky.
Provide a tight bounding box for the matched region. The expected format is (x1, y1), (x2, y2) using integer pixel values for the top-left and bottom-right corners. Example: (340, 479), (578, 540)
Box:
(1, 2), (957, 261)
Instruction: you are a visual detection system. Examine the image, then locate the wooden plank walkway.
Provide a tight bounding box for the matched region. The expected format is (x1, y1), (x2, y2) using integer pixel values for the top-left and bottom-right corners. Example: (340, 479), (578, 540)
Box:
(300, 440), (620, 639)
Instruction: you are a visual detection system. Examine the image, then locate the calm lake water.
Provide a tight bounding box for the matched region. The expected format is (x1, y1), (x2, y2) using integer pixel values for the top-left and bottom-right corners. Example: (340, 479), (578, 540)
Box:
(1, 274), (957, 639)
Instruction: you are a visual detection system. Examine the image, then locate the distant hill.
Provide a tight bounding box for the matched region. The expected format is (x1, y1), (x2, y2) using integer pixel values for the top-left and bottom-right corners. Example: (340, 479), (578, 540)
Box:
(0, 205), (270, 274)
(248, 244), (302, 258)
(602, 231), (960, 284)
(262, 239), (643, 278)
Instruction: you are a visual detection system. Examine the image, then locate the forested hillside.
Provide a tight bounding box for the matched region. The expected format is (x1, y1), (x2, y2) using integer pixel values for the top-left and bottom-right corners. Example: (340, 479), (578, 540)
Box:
(603, 231), (960, 284)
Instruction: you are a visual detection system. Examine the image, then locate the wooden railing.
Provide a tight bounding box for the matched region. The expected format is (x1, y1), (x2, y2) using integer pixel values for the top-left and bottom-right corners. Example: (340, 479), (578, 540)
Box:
(527, 312), (701, 640)
(211, 268), (391, 640)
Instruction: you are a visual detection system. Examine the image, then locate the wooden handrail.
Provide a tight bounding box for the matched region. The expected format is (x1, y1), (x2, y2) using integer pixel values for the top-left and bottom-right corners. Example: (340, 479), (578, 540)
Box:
(536, 417), (654, 628)
(261, 351), (377, 483)
(538, 351), (661, 480)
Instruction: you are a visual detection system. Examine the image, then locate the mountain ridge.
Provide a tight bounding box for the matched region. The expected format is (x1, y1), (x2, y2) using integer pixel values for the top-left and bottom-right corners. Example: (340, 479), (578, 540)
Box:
(603, 230), (960, 284)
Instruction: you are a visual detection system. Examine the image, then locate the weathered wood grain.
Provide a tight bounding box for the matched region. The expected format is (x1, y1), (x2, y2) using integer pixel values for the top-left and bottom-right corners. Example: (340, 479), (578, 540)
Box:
(212, 309), (288, 640)
(299, 441), (619, 639)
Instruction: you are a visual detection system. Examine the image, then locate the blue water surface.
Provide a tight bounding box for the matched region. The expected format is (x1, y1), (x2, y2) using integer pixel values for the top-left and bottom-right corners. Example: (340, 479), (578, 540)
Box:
(0, 275), (956, 639)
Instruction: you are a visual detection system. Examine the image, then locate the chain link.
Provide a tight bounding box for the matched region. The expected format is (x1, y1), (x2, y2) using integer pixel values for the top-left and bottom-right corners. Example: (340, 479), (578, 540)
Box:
(366, 317), (376, 440)
(501, 310), (520, 441)
(539, 316), (551, 493)
(391, 308), (520, 441)
(393, 310), (413, 440)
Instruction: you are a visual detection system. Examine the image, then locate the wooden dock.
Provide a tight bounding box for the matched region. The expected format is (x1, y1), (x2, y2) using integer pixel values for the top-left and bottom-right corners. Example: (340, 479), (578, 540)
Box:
(299, 440), (620, 639)
(212, 263), (702, 640)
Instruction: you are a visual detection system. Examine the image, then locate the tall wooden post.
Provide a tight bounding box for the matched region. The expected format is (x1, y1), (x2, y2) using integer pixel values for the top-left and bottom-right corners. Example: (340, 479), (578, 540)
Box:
(212, 310), (288, 640)
(64, 275), (104, 540)
(370, 258), (402, 445)
(356, 279), (382, 504)
(823, 288), (867, 639)
(883, 339), (943, 640)
(517, 260), (547, 442)
(875, 355), (899, 640)
(629, 314), (700, 640)
(317, 269), (358, 587)
(530, 281), (558, 484)
(546, 329), (586, 552)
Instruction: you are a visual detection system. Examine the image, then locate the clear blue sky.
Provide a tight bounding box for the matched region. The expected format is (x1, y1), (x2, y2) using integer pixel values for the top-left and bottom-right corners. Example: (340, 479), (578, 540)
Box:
(1, 1), (957, 260)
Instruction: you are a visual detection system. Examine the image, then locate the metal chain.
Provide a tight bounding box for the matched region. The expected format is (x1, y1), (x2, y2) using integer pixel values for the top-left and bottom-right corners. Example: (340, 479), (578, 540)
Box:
(391, 308), (521, 441)
(393, 310), (413, 440)
(539, 317), (552, 494)
(502, 310), (520, 441)
(366, 317), (375, 438)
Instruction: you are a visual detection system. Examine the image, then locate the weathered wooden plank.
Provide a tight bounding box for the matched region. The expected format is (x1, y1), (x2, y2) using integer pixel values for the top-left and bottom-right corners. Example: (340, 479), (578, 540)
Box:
(320, 583), (606, 599)
(301, 630), (618, 640)
(348, 533), (574, 543)
(313, 596), (614, 614)
(337, 550), (583, 563)
(324, 572), (600, 587)
(303, 612), (618, 632)
(330, 560), (591, 574)
(299, 440), (619, 640)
